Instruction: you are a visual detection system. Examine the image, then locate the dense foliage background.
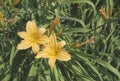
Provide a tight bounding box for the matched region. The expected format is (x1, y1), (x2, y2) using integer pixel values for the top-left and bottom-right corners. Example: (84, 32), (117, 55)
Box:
(0, 0), (120, 81)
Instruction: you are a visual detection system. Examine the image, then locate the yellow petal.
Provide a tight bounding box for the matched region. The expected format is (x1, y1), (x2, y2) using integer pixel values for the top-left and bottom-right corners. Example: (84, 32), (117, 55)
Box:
(26, 21), (37, 33)
(35, 51), (49, 58)
(48, 58), (56, 68)
(49, 34), (57, 48)
(58, 41), (66, 49)
(38, 28), (46, 35)
(45, 47), (56, 56)
(38, 35), (49, 44)
(32, 44), (39, 54)
(17, 40), (32, 50)
(18, 32), (29, 39)
(56, 50), (71, 61)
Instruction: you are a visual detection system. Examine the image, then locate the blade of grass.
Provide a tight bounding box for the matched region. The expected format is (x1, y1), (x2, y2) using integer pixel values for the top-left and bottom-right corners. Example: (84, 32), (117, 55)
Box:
(96, 59), (120, 79)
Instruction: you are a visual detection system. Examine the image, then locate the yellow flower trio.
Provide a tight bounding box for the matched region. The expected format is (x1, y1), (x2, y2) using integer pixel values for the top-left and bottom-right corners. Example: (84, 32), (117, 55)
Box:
(17, 21), (71, 68)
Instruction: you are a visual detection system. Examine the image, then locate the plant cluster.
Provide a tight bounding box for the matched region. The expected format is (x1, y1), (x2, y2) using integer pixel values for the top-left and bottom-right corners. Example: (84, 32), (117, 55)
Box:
(0, 0), (120, 81)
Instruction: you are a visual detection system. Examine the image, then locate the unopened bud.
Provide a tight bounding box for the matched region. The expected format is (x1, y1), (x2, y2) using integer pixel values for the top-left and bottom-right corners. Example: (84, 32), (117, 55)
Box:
(0, 11), (3, 22)
(13, 0), (20, 6)
(49, 17), (60, 33)
(99, 8), (108, 20)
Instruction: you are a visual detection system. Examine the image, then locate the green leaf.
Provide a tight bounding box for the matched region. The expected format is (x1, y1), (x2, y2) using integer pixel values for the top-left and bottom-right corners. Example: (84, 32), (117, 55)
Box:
(96, 59), (120, 79)
(75, 54), (103, 81)
(63, 0), (96, 15)
(61, 17), (86, 27)
(28, 64), (38, 77)
(64, 28), (90, 33)
(2, 74), (10, 81)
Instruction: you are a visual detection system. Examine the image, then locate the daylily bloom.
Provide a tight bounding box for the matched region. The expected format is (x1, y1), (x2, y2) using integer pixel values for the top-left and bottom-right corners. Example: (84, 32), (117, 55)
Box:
(35, 34), (71, 68)
(17, 21), (49, 54)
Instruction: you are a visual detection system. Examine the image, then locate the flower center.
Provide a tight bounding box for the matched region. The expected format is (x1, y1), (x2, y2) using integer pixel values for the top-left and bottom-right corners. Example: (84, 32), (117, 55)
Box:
(48, 49), (57, 56)
(29, 32), (40, 43)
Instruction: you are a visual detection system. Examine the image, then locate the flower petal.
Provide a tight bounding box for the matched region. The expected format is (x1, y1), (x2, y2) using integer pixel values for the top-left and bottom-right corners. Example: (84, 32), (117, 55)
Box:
(38, 28), (46, 35)
(35, 51), (49, 58)
(56, 50), (71, 61)
(26, 21), (37, 33)
(38, 35), (49, 44)
(17, 40), (32, 50)
(18, 32), (29, 39)
(32, 44), (39, 54)
(48, 58), (56, 68)
(49, 34), (57, 48)
(58, 41), (66, 49)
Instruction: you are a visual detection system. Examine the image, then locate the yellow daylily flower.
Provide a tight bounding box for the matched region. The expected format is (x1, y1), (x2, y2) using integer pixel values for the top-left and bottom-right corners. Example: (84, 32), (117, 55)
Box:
(17, 21), (49, 54)
(35, 34), (71, 68)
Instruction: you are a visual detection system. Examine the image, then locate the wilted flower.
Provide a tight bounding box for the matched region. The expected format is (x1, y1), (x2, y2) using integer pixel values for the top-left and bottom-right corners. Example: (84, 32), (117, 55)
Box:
(75, 36), (94, 47)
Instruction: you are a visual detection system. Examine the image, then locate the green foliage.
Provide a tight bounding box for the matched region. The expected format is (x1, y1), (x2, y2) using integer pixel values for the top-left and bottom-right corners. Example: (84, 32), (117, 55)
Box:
(0, 0), (120, 81)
